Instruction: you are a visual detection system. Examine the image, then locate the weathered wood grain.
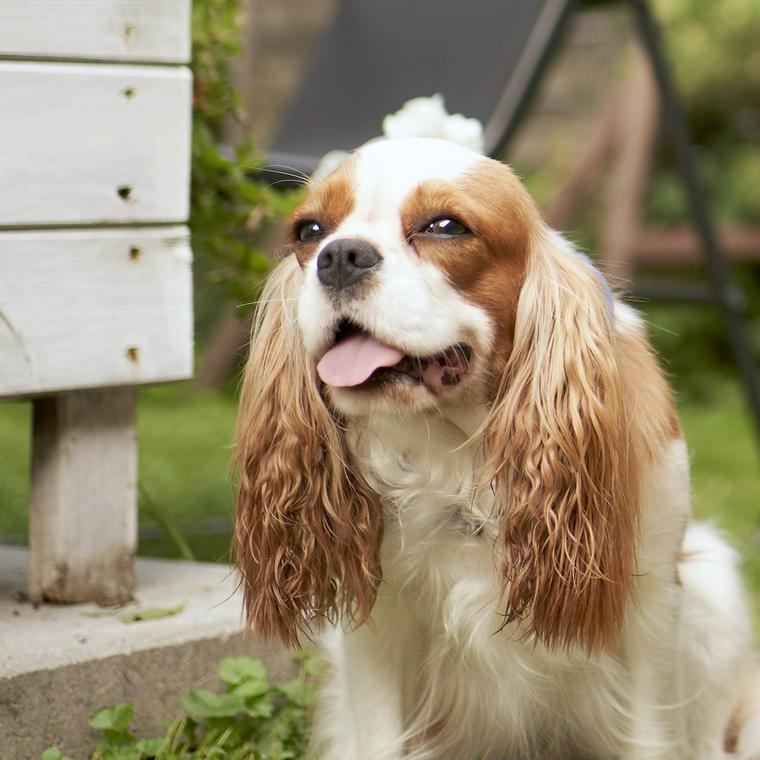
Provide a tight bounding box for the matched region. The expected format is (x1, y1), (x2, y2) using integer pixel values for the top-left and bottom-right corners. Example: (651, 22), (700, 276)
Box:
(0, 1), (191, 63)
(0, 227), (193, 397)
(0, 62), (191, 226)
(28, 388), (137, 605)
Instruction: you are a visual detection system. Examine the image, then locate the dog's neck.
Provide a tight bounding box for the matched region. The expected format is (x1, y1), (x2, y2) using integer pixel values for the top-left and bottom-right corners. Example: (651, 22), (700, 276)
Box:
(347, 400), (489, 450)
(346, 403), (495, 533)
(346, 403), (502, 608)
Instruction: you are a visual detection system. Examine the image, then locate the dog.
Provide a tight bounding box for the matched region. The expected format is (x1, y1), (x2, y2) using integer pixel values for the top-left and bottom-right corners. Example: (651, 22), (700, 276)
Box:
(234, 137), (760, 759)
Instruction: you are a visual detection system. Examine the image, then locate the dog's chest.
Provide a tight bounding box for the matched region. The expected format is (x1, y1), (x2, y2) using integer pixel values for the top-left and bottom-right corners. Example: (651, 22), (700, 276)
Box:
(351, 415), (500, 621)
(348, 416), (627, 758)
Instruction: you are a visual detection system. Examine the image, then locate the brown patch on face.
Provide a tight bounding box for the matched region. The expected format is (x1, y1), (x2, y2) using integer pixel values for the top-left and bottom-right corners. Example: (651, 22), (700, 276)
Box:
(400, 159), (542, 386)
(288, 156), (357, 266)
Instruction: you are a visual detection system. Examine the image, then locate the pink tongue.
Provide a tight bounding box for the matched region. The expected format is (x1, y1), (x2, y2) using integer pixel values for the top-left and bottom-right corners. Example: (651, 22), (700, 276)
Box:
(317, 332), (404, 388)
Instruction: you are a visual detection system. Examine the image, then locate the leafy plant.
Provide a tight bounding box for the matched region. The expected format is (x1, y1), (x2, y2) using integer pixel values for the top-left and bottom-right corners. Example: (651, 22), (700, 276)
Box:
(642, 0), (760, 227)
(41, 652), (320, 760)
(190, 0), (304, 316)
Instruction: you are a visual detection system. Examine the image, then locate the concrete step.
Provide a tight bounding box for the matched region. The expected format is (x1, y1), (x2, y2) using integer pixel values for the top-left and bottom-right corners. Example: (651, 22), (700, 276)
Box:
(0, 546), (291, 759)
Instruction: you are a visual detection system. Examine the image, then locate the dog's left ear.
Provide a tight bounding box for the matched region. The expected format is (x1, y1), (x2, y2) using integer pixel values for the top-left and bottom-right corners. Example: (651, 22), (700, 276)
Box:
(484, 232), (638, 654)
(234, 255), (383, 648)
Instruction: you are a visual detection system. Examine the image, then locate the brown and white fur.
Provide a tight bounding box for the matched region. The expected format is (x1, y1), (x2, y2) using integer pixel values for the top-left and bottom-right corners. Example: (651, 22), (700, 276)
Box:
(234, 138), (760, 759)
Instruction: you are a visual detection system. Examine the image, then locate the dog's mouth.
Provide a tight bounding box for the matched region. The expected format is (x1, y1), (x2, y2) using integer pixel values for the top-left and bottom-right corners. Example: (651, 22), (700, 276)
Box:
(316, 319), (472, 392)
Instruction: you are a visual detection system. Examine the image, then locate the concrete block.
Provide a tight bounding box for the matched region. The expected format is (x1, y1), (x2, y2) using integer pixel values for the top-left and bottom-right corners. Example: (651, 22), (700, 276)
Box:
(0, 547), (292, 759)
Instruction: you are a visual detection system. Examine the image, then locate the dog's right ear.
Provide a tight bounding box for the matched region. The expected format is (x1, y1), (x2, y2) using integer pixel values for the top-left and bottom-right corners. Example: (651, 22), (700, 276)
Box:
(234, 255), (383, 648)
(483, 235), (638, 654)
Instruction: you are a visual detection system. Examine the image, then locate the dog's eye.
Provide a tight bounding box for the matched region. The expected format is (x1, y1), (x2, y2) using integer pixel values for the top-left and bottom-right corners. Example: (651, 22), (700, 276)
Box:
(423, 218), (469, 237)
(296, 220), (325, 243)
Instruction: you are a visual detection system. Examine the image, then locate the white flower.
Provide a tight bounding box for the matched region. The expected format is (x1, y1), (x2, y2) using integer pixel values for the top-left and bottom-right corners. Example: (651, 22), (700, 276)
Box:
(383, 94), (485, 153)
(313, 94), (485, 180)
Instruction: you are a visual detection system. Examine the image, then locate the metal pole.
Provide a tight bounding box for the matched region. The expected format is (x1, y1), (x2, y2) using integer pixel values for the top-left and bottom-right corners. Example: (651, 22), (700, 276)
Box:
(630, 0), (760, 447)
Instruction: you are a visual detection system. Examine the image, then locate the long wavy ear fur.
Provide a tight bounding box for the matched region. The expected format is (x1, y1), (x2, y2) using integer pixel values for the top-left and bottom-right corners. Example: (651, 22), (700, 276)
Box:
(485, 233), (638, 654)
(234, 255), (383, 647)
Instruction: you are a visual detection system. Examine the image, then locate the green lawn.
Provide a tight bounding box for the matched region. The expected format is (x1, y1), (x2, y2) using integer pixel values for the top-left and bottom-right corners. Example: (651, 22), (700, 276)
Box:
(1, 380), (759, 617)
(681, 383), (760, 626)
(0, 384), (238, 562)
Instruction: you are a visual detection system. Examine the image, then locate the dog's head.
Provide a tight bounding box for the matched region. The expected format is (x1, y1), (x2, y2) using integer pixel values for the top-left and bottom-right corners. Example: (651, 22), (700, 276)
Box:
(292, 138), (532, 418)
(235, 138), (638, 652)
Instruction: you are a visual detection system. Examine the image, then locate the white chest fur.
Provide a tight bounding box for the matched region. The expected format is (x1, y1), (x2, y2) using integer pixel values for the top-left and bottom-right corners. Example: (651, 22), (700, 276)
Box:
(344, 413), (632, 758)
(350, 410), (497, 587)
(328, 415), (719, 760)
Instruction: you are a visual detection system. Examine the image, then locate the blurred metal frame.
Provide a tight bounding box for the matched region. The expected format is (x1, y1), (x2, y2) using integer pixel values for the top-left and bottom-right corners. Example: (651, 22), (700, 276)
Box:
(628, 0), (760, 446)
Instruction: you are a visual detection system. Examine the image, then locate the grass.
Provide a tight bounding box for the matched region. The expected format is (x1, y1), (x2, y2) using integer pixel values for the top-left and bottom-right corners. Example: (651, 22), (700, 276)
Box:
(680, 383), (760, 627)
(0, 383), (238, 562)
(134, 384), (238, 562)
(1, 377), (759, 618)
(0, 398), (30, 538)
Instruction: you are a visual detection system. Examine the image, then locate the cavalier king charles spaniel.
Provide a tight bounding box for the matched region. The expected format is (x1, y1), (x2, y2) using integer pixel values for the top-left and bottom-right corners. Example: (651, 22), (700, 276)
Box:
(234, 138), (760, 759)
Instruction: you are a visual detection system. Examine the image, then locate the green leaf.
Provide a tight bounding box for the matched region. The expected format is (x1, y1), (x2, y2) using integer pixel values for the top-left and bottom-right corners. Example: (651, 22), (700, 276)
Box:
(276, 680), (313, 707)
(103, 727), (136, 747)
(181, 689), (246, 718)
(41, 749), (61, 760)
(232, 679), (269, 700)
(219, 657), (267, 686)
(98, 747), (141, 760)
(89, 703), (134, 732)
(295, 647), (325, 678)
(120, 603), (185, 623)
(242, 695), (273, 719)
(135, 737), (165, 756)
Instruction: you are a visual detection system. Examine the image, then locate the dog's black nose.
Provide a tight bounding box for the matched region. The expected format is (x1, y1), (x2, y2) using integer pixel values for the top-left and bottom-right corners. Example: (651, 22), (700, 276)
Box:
(316, 238), (381, 290)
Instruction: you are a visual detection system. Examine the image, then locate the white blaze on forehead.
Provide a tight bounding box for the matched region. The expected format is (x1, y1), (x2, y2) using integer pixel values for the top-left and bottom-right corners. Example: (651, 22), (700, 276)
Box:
(346, 138), (484, 228)
(355, 137), (484, 183)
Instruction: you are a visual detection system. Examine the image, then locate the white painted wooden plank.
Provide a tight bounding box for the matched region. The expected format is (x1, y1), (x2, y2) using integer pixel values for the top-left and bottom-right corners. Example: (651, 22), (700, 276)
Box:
(28, 388), (137, 605)
(0, 1), (190, 63)
(0, 62), (191, 226)
(0, 227), (194, 397)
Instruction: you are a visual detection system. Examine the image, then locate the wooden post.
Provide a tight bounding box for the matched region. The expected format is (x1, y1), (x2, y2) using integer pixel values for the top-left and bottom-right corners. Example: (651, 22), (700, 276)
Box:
(600, 42), (659, 285)
(544, 95), (618, 231)
(28, 389), (137, 605)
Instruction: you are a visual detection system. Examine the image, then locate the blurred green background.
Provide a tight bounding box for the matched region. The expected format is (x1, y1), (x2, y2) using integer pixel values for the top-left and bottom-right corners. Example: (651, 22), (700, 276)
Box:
(1, 0), (759, 620)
